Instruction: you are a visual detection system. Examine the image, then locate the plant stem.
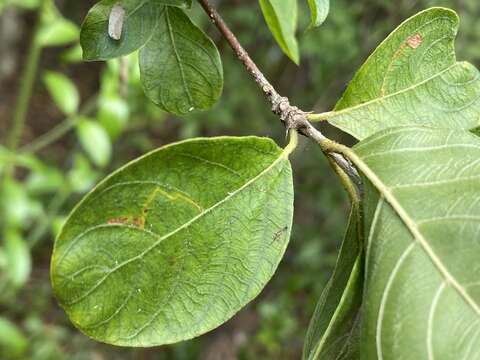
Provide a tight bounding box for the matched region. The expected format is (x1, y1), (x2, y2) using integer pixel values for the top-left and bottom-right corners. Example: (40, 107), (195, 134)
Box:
(19, 94), (98, 154)
(196, 0), (361, 189)
(7, 1), (45, 156)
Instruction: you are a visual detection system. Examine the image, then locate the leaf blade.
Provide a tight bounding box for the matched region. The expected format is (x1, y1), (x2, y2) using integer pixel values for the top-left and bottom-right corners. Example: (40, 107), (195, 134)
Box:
(259, 0), (299, 64)
(347, 127), (480, 358)
(307, 0), (329, 28)
(51, 136), (294, 346)
(139, 7), (223, 115)
(326, 8), (480, 140)
(80, 0), (160, 61)
(303, 208), (362, 360)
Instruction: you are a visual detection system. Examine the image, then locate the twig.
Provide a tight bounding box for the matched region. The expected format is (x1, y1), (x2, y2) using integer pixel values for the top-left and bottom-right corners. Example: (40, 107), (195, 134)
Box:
(196, 0), (361, 188)
(19, 94), (98, 154)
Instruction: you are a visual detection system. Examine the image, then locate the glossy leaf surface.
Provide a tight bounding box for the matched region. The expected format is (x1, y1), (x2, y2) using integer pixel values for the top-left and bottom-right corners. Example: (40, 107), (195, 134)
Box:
(51, 136), (294, 346)
(80, 0), (160, 61)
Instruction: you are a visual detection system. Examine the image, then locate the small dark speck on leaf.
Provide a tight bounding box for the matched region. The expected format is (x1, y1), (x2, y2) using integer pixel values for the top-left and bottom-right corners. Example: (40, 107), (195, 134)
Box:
(270, 226), (288, 245)
(406, 34), (423, 49)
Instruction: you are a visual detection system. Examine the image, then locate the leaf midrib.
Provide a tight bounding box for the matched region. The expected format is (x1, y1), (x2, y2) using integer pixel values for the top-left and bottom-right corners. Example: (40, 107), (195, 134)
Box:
(345, 147), (480, 315)
(165, 7), (194, 107)
(58, 146), (293, 306)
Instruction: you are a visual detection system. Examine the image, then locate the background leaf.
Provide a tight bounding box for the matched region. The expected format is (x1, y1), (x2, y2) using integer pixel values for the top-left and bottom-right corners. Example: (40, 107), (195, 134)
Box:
(307, 0), (330, 28)
(349, 126), (480, 359)
(139, 7), (223, 115)
(303, 208), (362, 360)
(259, 0), (299, 64)
(80, 0), (160, 61)
(51, 136), (294, 346)
(43, 71), (80, 116)
(325, 8), (480, 140)
(76, 118), (112, 168)
(0, 317), (28, 358)
(4, 229), (32, 288)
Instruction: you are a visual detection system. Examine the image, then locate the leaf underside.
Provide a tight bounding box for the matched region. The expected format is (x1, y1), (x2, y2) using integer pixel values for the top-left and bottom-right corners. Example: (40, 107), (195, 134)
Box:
(259, 0), (299, 64)
(328, 8), (480, 140)
(51, 136), (294, 347)
(352, 126), (480, 359)
(307, 0), (330, 28)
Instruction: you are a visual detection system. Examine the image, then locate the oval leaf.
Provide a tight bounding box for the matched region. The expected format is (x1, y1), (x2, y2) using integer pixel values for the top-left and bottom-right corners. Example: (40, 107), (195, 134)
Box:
(323, 8), (480, 140)
(76, 118), (112, 168)
(307, 0), (329, 28)
(80, 0), (161, 61)
(43, 71), (80, 116)
(139, 7), (223, 115)
(347, 127), (480, 358)
(259, 0), (299, 64)
(51, 136), (294, 346)
(303, 208), (362, 360)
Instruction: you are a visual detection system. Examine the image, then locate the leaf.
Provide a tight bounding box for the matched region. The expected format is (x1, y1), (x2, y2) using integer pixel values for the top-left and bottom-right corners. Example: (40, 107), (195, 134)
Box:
(346, 126), (480, 358)
(0, 317), (28, 358)
(37, 1), (79, 47)
(97, 95), (130, 139)
(324, 8), (480, 140)
(37, 18), (79, 47)
(80, 0), (160, 61)
(139, 7), (223, 115)
(4, 229), (31, 288)
(43, 71), (80, 116)
(259, 0), (299, 64)
(307, 0), (329, 28)
(51, 136), (295, 346)
(76, 118), (112, 168)
(303, 208), (362, 360)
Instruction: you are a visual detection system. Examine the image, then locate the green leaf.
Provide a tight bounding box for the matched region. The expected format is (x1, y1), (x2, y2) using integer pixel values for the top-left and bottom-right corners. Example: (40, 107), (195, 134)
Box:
(43, 71), (80, 116)
(80, 0), (160, 61)
(259, 0), (299, 64)
(37, 18), (79, 48)
(139, 7), (223, 115)
(67, 153), (99, 193)
(5, 229), (31, 288)
(307, 0), (329, 28)
(324, 8), (480, 140)
(346, 127), (480, 358)
(97, 95), (130, 139)
(76, 118), (112, 168)
(0, 317), (28, 358)
(303, 208), (362, 360)
(51, 136), (294, 346)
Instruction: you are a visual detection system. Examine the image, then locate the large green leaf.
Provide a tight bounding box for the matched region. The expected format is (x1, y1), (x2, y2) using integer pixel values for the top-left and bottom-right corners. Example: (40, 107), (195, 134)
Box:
(320, 8), (480, 140)
(303, 208), (362, 360)
(51, 136), (294, 346)
(346, 126), (480, 358)
(259, 0), (299, 64)
(139, 7), (223, 115)
(80, 0), (158, 61)
(307, 0), (329, 28)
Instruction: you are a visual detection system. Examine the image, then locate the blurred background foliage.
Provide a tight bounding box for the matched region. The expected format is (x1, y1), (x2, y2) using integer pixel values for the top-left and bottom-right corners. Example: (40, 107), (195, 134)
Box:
(0, 0), (479, 359)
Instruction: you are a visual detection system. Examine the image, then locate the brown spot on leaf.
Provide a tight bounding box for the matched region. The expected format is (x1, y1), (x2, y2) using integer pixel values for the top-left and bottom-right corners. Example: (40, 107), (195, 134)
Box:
(107, 216), (129, 225)
(406, 34), (423, 49)
(107, 216), (145, 228)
